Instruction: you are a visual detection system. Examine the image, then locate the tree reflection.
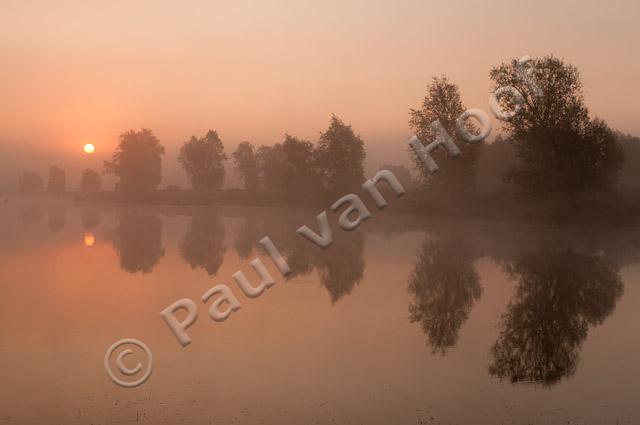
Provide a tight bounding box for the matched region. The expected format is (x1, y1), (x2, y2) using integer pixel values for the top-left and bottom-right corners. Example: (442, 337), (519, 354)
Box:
(47, 204), (66, 232)
(18, 203), (44, 225)
(232, 213), (365, 302)
(490, 248), (623, 386)
(315, 231), (365, 303)
(110, 211), (164, 274)
(233, 214), (261, 260)
(408, 238), (481, 354)
(80, 205), (102, 230)
(180, 214), (227, 275)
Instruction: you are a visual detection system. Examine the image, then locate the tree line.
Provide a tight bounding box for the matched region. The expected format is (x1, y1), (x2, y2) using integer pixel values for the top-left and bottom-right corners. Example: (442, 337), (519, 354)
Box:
(109, 114), (366, 197)
(17, 55), (638, 203)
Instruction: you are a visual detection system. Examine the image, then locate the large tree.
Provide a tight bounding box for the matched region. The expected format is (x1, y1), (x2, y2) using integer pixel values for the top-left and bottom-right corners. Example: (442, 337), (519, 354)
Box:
(490, 55), (623, 196)
(104, 129), (165, 191)
(315, 115), (366, 194)
(232, 142), (260, 191)
(178, 130), (227, 190)
(409, 75), (481, 193)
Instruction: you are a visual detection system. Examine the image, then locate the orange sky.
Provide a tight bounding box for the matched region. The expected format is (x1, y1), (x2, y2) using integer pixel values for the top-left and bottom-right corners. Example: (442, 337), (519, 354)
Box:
(1, 0), (638, 190)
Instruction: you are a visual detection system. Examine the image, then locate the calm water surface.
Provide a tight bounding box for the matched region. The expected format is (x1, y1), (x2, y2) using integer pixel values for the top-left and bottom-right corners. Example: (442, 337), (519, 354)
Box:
(1, 197), (639, 424)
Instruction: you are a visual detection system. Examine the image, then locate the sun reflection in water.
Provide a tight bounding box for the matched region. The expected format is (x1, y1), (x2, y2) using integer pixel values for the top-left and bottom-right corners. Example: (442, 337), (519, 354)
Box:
(84, 232), (96, 247)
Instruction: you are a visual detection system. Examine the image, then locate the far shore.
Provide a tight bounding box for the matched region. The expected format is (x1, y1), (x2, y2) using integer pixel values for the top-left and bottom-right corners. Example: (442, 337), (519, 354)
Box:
(5, 188), (640, 227)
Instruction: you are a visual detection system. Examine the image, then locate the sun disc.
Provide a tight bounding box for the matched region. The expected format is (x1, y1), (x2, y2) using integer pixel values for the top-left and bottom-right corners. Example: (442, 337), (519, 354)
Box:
(83, 143), (95, 154)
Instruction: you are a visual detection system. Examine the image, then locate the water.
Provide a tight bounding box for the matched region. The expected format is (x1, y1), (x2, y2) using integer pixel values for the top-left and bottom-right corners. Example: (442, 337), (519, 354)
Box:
(1, 197), (639, 424)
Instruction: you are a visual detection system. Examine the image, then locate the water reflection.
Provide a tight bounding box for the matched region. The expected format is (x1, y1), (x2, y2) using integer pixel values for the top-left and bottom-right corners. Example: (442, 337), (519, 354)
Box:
(315, 231), (365, 303)
(13, 201), (632, 386)
(84, 232), (96, 247)
(108, 211), (164, 274)
(408, 237), (481, 354)
(232, 213), (366, 302)
(18, 203), (43, 225)
(47, 204), (66, 232)
(180, 213), (227, 275)
(489, 247), (623, 386)
(81, 205), (102, 230)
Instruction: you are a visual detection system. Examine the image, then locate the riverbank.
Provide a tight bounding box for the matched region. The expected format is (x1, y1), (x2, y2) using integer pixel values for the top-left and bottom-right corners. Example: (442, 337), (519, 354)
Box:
(8, 187), (640, 226)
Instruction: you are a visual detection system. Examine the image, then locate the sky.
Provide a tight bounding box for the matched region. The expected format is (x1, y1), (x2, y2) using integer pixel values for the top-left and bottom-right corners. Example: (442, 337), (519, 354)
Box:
(1, 0), (638, 190)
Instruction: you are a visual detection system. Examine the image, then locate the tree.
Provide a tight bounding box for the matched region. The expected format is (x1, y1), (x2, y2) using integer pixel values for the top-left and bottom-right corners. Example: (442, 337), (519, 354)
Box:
(409, 75), (481, 193)
(282, 134), (320, 194)
(256, 134), (320, 193)
(104, 129), (165, 191)
(256, 143), (286, 190)
(315, 115), (366, 194)
(489, 55), (624, 196)
(47, 166), (66, 193)
(18, 171), (44, 193)
(232, 142), (260, 191)
(80, 169), (102, 192)
(178, 130), (227, 190)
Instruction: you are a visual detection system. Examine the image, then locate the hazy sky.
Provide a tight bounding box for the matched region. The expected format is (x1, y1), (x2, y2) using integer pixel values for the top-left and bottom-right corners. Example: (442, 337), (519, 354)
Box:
(1, 0), (638, 189)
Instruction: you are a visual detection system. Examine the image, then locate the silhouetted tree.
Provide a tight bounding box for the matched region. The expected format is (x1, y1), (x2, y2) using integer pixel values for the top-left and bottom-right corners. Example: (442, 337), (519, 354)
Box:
(490, 56), (624, 196)
(109, 211), (164, 273)
(282, 134), (321, 195)
(180, 213), (227, 275)
(47, 166), (66, 193)
(315, 115), (366, 194)
(178, 130), (227, 190)
(104, 129), (165, 191)
(256, 143), (286, 189)
(408, 238), (481, 354)
(409, 76), (481, 193)
(490, 247), (623, 386)
(232, 142), (260, 191)
(18, 171), (44, 193)
(80, 169), (102, 192)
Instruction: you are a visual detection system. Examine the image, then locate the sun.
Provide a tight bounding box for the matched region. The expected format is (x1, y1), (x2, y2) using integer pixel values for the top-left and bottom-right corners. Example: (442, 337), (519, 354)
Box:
(83, 143), (96, 154)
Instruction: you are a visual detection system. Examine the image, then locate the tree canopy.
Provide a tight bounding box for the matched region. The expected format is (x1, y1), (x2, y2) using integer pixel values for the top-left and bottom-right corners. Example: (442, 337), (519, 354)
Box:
(315, 115), (366, 194)
(178, 130), (227, 190)
(409, 75), (481, 193)
(232, 142), (260, 191)
(490, 55), (624, 195)
(104, 129), (165, 191)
